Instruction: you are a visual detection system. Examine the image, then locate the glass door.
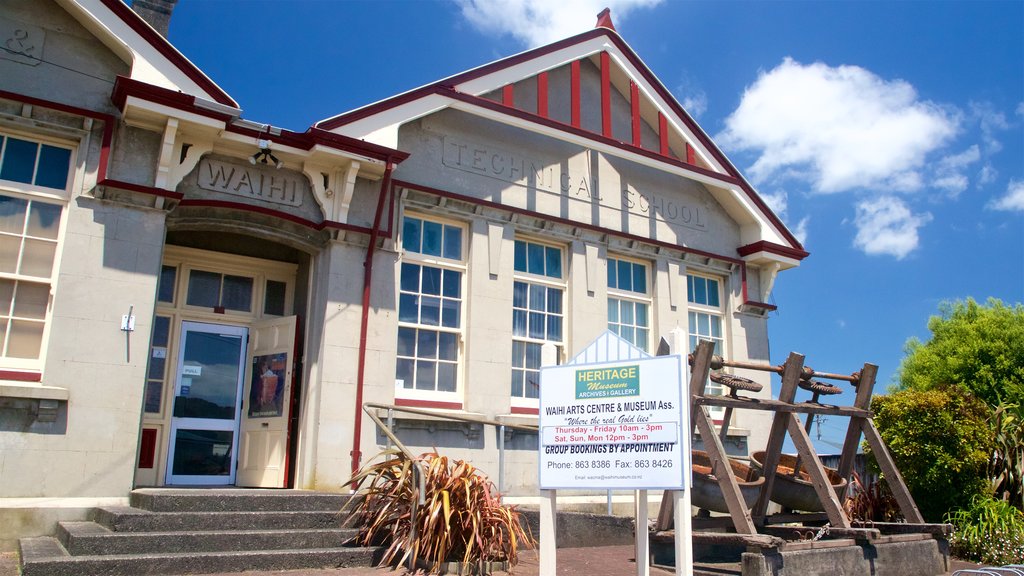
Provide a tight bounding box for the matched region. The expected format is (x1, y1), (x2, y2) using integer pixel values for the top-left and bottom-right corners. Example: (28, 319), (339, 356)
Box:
(165, 321), (247, 485)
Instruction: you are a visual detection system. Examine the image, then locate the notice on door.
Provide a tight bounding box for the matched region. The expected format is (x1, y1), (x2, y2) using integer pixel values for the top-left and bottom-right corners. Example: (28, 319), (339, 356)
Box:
(539, 356), (688, 490)
(248, 353), (287, 418)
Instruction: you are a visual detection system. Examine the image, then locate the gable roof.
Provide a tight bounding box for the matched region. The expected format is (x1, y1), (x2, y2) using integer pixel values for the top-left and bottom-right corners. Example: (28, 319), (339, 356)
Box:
(315, 25), (807, 258)
(567, 330), (652, 365)
(56, 0), (237, 108)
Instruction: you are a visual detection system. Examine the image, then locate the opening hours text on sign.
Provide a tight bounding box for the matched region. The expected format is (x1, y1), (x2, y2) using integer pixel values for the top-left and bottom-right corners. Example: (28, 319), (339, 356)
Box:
(539, 355), (687, 490)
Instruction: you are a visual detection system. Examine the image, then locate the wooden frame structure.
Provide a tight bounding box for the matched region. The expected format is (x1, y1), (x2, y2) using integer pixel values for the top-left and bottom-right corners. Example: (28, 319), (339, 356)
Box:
(657, 339), (934, 545)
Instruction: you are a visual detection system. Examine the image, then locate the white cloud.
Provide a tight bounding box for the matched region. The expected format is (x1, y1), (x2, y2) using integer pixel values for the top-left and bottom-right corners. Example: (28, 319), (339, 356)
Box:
(681, 92), (708, 119)
(792, 216), (810, 246)
(760, 190), (788, 216)
(1017, 102), (1024, 117)
(453, 0), (662, 47)
(718, 58), (959, 194)
(853, 196), (932, 259)
(989, 180), (1024, 212)
(931, 145), (980, 198)
(970, 102), (1009, 154)
(978, 163), (998, 185)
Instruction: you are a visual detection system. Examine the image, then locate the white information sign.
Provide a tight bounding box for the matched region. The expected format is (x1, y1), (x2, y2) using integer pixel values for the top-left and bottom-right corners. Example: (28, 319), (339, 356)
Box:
(539, 355), (688, 490)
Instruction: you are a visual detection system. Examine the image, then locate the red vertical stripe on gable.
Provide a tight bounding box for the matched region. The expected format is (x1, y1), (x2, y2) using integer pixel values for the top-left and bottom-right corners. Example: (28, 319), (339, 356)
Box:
(601, 52), (612, 137)
(571, 60), (581, 128)
(686, 143), (696, 164)
(631, 81), (641, 147)
(659, 113), (669, 156)
(537, 72), (549, 117)
(502, 84), (514, 107)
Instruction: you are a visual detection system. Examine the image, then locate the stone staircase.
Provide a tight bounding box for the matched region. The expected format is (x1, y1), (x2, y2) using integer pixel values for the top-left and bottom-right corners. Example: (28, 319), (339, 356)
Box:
(18, 488), (382, 576)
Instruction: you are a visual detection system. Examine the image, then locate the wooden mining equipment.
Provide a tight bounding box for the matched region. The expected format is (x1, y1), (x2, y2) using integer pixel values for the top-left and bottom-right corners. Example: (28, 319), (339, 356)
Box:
(652, 340), (952, 576)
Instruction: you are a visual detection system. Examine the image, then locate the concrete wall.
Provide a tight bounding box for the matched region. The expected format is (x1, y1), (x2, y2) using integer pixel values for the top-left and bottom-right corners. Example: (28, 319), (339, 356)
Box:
(0, 0), (167, 548)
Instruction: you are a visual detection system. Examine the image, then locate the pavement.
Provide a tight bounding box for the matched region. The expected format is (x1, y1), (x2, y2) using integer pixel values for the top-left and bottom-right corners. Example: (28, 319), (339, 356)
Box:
(1, 546), (991, 576)
(0, 546), (670, 576)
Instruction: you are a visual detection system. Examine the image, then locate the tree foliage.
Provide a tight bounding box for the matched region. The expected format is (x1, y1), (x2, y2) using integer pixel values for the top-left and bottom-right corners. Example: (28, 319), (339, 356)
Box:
(870, 386), (993, 522)
(897, 298), (1024, 407)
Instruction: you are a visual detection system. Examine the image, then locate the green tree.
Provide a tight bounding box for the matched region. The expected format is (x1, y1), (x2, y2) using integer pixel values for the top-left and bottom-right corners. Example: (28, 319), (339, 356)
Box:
(870, 386), (993, 522)
(897, 298), (1024, 407)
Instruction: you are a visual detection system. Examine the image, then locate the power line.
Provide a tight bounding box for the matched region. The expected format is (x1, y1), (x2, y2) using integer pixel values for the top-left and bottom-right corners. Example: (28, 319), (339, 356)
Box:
(2, 46), (115, 85)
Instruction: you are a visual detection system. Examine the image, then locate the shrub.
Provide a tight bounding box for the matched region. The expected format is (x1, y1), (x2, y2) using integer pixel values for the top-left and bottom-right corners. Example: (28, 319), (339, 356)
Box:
(844, 472), (902, 523)
(947, 495), (1024, 564)
(343, 449), (533, 574)
(869, 386), (993, 522)
(990, 402), (1024, 511)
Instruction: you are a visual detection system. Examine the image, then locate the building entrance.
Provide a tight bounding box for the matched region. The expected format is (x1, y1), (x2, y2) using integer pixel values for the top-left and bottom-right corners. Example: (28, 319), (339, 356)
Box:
(135, 245), (302, 489)
(166, 321), (247, 485)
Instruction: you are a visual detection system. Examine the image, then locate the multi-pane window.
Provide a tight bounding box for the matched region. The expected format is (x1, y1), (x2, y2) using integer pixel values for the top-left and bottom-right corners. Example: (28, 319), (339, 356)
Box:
(396, 215), (464, 397)
(511, 239), (564, 402)
(688, 274), (725, 407)
(0, 133), (72, 365)
(607, 257), (650, 352)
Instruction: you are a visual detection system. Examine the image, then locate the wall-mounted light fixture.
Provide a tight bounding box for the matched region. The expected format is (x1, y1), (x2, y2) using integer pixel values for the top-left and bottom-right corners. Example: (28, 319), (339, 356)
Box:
(249, 138), (283, 169)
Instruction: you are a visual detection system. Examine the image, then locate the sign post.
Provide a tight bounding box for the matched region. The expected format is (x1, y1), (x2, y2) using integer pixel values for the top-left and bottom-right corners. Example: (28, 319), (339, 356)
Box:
(538, 345), (691, 576)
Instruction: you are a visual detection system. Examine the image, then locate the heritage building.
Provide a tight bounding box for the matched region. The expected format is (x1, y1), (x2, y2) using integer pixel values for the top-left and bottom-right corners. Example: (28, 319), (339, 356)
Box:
(0, 0), (806, 545)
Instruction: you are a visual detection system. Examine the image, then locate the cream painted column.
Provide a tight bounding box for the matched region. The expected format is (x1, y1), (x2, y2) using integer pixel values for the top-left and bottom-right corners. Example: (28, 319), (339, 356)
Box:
(568, 240), (605, 357)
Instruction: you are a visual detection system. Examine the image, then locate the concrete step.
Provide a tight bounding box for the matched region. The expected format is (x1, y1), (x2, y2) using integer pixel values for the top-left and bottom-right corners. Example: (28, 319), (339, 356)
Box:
(57, 522), (358, 555)
(92, 506), (343, 532)
(129, 489), (354, 513)
(20, 536), (380, 576)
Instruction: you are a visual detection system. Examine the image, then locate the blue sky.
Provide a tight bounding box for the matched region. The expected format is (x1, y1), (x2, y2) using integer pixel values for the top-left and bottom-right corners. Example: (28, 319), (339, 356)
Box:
(165, 0), (1022, 452)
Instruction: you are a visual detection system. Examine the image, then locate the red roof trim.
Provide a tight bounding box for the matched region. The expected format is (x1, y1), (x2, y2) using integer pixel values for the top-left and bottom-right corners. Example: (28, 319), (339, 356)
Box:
(742, 301), (778, 312)
(315, 26), (805, 253)
(111, 76), (235, 122)
(99, 178), (185, 200)
(98, 0), (237, 107)
(510, 406), (539, 415)
(112, 77), (408, 163)
(178, 199), (323, 229)
(738, 240), (810, 261)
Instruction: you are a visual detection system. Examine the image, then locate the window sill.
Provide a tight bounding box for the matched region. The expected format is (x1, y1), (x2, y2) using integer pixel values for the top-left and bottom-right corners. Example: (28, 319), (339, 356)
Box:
(497, 413), (539, 428)
(0, 381), (69, 401)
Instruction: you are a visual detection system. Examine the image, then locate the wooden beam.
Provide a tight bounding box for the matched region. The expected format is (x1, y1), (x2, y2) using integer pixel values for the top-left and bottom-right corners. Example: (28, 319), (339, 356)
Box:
(838, 363), (877, 482)
(785, 413), (851, 528)
(693, 405), (758, 534)
(695, 396), (872, 418)
(753, 352), (805, 522)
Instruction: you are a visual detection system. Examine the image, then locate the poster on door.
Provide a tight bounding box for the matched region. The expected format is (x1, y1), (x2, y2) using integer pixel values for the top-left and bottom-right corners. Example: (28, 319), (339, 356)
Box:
(248, 353), (287, 418)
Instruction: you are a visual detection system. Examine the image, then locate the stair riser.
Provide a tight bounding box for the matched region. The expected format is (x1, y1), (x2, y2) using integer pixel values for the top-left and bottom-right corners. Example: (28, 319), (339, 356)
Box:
(21, 548), (381, 576)
(93, 509), (344, 532)
(129, 492), (354, 513)
(59, 527), (358, 556)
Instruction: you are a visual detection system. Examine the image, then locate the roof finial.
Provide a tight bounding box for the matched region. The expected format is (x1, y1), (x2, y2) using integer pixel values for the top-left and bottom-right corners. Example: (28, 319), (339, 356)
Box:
(595, 8), (616, 31)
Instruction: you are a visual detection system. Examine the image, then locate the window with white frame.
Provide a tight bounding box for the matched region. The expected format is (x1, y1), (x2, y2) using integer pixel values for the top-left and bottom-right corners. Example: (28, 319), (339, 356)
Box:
(607, 257), (651, 352)
(395, 215), (465, 400)
(0, 133), (72, 367)
(511, 239), (564, 405)
(688, 273), (726, 416)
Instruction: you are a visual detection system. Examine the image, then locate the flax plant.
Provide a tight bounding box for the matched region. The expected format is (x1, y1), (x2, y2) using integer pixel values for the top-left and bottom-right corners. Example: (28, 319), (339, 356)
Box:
(342, 449), (534, 574)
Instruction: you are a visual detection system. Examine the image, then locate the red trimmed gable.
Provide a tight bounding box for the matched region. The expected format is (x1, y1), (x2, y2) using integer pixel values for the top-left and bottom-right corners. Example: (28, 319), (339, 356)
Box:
(315, 22), (806, 257)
